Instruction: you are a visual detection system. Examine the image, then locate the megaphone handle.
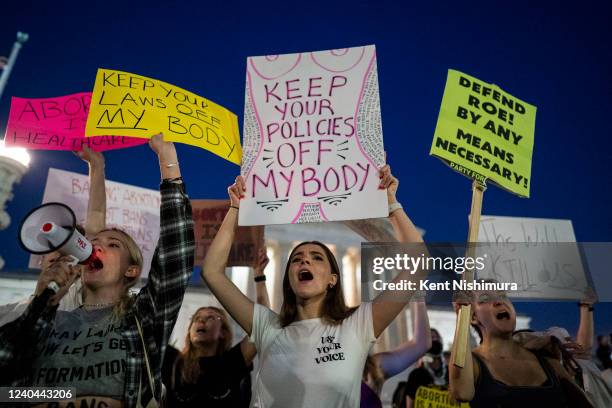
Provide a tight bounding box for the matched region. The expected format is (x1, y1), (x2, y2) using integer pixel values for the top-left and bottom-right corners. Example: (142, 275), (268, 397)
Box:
(46, 281), (60, 293)
(34, 281), (61, 310)
(24, 283), (60, 327)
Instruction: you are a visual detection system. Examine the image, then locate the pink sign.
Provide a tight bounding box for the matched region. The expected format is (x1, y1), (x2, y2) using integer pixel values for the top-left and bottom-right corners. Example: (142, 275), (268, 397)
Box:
(4, 92), (147, 151)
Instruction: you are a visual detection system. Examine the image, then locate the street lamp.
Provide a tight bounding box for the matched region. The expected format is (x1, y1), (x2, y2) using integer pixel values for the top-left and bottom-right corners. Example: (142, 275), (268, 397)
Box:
(0, 31), (29, 103)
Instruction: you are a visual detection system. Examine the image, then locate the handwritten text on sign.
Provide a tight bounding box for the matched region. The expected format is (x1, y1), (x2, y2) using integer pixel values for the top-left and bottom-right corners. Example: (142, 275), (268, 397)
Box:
(85, 69), (242, 164)
(4, 93), (147, 151)
(192, 200), (264, 267)
(239, 45), (387, 225)
(477, 215), (588, 300)
(29, 168), (161, 278)
(430, 70), (536, 197)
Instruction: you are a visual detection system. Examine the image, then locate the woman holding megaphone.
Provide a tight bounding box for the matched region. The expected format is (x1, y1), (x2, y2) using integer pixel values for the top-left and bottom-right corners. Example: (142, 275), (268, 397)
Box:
(0, 145), (106, 327)
(0, 134), (195, 408)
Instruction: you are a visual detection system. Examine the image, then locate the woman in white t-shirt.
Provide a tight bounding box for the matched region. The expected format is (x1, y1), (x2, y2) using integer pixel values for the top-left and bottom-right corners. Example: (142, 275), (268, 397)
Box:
(202, 165), (428, 408)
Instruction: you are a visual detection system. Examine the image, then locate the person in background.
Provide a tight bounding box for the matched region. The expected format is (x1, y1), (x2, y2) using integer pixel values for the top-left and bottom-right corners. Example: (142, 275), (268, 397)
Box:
(596, 334), (611, 371)
(443, 350), (451, 384)
(361, 300), (431, 408)
(415, 329), (447, 387)
(163, 249), (270, 407)
(449, 284), (593, 407)
(0, 146), (106, 326)
(0, 134), (195, 407)
(391, 328), (446, 408)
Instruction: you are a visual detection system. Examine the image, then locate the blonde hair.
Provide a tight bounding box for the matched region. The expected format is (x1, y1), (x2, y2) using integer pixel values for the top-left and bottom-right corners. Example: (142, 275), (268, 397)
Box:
(110, 228), (143, 319)
(178, 307), (233, 384)
(79, 228), (143, 321)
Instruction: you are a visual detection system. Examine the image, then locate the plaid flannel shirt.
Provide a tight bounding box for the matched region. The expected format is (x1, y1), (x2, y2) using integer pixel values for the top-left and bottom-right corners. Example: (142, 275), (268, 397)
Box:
(0, 180), (195, 407)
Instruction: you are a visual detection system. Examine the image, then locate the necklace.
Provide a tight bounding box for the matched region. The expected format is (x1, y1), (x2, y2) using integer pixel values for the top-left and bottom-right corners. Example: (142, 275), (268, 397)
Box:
(81, 301), (118, 309)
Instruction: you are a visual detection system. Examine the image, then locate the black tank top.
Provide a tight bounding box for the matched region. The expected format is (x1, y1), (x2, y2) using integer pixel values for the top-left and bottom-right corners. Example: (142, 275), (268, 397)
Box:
(470, 351), (570, 408)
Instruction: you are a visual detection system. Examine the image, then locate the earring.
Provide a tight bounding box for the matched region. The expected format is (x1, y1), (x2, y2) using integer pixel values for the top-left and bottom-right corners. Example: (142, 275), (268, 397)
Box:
(328, 283), (334, 289)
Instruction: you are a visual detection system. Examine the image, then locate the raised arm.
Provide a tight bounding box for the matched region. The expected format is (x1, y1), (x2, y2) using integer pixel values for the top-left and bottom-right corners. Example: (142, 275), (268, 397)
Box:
(372, 164), (428, 337)
(576, 288), (596, 354)
(202, 176), (255, 335)
(136, 134), (195, 336)
(239, 248), (271, 364)
(384, 165), (423, 245)
(75, 146), (106, 236)
(376, 300), (432, 379)
(253, 248), (271, 308)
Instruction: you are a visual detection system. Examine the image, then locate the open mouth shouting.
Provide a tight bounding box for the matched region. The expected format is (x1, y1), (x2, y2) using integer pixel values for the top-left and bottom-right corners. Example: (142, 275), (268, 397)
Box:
(298, 269), (314, 282)
(88, 258), (104, 272)
(495, 310), (511, 320)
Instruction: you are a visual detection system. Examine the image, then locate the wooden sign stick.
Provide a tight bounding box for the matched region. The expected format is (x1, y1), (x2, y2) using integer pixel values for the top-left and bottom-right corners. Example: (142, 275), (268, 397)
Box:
(452, 179), (486, 368)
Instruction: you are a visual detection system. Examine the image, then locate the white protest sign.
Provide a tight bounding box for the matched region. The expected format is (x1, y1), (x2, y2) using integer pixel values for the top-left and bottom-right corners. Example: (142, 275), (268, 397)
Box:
(29, 168), (160, 278)
(477, 215), (588, 299)
(239, 45), (387, 226)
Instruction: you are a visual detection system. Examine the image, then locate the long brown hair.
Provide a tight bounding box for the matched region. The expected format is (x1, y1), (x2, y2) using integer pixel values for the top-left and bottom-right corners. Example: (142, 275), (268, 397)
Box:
(363, 354), (385, 394)
(279, 241), (355, 327)
(178, 307), (233, 384)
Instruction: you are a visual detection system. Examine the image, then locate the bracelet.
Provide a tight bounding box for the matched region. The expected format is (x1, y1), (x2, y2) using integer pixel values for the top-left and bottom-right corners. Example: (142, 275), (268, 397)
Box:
(164, 162), (178, 168)
(254, 275), (266, 282)
(388, 202), (403, 214)
(578, 303), (594, 311)
(229, 205), (239, 210)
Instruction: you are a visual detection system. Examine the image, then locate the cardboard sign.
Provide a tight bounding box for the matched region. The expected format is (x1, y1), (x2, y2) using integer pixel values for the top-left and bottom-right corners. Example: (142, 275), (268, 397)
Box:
(85, 69), (242, 164)
(4, 93), (147, 151)
(430, 70), (536, 197)
(30, 168), (161, 278)
(239, 45), (387, 225)
(477, 215), (588, 299)
(192, 199), (264, 267)
(414, 386), (469, 408)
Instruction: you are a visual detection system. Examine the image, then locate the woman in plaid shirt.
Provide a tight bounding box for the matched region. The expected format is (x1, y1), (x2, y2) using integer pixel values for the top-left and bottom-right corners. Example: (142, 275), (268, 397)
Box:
(0, 134), (195, 408)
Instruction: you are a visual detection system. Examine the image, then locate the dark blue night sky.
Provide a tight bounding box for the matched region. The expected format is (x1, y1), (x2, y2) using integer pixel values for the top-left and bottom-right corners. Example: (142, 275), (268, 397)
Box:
(1, 1), (610, 339)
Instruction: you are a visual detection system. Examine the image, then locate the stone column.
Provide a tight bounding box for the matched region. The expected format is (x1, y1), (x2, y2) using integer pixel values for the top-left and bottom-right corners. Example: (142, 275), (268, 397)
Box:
(0, 154), (29, 270)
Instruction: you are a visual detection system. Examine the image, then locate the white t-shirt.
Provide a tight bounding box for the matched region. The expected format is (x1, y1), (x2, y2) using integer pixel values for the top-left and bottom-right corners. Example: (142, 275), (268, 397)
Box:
(250, 302), (376, 408)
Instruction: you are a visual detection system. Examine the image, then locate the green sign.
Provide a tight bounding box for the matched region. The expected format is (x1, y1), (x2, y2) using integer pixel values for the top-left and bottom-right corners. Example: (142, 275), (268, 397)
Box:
(431, 69), (536, 197)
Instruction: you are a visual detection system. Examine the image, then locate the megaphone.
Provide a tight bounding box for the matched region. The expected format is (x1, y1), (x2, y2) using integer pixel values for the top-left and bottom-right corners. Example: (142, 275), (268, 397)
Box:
(18, 202), (100, 296)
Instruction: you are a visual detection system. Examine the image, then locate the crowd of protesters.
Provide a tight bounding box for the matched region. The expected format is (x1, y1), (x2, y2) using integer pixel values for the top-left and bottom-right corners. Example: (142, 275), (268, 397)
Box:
(0, 140), (610, 408)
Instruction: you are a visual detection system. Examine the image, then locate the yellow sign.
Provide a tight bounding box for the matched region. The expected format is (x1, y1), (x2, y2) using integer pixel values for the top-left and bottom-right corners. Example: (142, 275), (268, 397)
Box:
(85, 68), (241, 164)
(414, 386), (469, 408)
(430, 69), (536, 197)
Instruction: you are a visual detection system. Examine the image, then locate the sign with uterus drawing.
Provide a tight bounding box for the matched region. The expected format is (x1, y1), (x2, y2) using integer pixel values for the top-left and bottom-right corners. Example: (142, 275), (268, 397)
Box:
(239, 45), (387, 226)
